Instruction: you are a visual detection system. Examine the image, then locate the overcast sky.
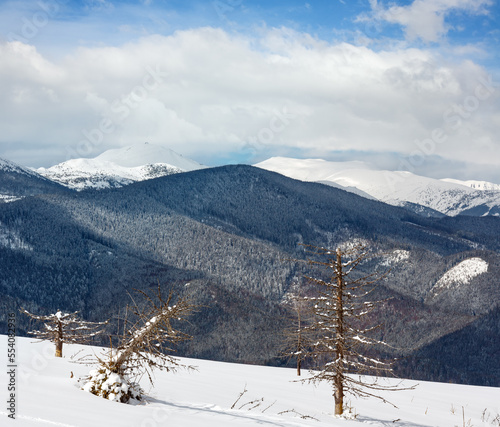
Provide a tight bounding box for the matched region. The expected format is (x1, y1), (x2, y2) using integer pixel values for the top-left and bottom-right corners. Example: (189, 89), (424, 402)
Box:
(0, 0), (499, 182)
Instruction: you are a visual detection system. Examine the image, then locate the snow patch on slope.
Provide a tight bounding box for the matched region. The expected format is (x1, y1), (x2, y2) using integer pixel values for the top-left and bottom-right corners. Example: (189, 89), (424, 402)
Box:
(381, 249), (410, 266)
(0, 194), (23, 203)
(431, 258), (488, 296)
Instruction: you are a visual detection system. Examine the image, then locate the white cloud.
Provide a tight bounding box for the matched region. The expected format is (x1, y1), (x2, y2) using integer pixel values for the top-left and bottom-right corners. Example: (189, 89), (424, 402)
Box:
(0, 27), (499, 181)
(363, 0), (493, 43)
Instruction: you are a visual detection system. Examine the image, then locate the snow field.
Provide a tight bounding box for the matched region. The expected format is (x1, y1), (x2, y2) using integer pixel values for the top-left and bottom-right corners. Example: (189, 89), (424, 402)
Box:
(434, 258), (489, 292)
(1, 336), (499, 426)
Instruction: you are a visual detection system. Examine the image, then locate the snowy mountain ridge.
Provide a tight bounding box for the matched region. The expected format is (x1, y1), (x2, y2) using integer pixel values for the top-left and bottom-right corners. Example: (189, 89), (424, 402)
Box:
(0, 156), (68, 202)
(0, 156), (46, 179)
(255, 157), (500, 217)
(37, 143), (206, 190)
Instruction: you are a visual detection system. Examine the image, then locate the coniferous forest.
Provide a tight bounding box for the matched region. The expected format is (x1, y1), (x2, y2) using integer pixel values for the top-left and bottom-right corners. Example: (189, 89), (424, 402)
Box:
(1, 165), (499, 386)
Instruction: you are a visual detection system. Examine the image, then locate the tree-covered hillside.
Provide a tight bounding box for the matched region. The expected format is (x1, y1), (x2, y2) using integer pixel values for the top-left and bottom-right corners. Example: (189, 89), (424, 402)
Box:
(1, 165), (499, 385)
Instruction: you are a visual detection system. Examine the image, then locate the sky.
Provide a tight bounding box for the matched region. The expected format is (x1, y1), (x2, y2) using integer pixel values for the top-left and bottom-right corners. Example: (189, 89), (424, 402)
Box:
(0, 0), (499, 182)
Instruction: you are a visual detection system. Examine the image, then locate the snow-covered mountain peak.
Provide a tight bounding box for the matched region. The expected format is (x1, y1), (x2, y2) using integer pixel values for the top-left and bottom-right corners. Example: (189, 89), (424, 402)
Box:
(37, 144), (206, 191)
(255, 156), (500, 217)
(441, 178), (500, 191)
(95, 142), (202, 171)
(256, 157), (372, 183)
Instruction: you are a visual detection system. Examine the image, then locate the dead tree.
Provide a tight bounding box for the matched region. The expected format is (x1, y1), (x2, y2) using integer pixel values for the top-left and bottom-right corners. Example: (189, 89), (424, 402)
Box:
(82, 286), (197, 403)
(21, 308), (108, 357)
(281, 289), (312, 376)
(299, 243), (413, 416)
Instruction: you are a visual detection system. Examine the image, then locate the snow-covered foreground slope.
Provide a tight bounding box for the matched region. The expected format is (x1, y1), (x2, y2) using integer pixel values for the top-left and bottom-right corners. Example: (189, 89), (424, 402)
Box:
(37, 143), (206, 191)
(256, 157), (500, 216)
(1, 337), (499, 426)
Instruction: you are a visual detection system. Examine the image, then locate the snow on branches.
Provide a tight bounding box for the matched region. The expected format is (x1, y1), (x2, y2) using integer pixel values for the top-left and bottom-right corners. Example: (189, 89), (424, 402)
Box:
(21, 308), (108, 357)
(82, 286), (198, 403)
(291, 243), (414, 416)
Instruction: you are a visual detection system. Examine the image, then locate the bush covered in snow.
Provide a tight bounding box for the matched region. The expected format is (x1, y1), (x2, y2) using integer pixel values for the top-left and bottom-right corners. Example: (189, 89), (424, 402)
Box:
(81, 367), (142, 403)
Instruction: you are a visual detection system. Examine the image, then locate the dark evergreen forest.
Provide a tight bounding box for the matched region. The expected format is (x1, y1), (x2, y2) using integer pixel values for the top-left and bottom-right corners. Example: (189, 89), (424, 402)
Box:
(1, 165), (499, 386)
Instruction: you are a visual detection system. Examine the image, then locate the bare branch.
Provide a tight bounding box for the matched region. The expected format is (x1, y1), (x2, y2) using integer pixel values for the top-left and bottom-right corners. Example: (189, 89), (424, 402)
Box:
(231, 384), (248, 410)
(20, 308), (108, 357)
(81, 285), (198, 403)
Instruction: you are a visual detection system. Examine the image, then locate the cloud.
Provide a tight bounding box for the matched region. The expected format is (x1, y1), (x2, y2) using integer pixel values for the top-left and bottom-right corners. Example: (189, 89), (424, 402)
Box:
(0, 26), (499, 182)
(361, 0), (493, 43)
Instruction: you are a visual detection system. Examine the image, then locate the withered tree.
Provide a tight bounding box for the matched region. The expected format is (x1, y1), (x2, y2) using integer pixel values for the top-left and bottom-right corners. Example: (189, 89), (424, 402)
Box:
(281, 285), (312, 377)
(299, 244), (412, 416)
(82, 286), (197, 403)
(21, 308), (108, 357)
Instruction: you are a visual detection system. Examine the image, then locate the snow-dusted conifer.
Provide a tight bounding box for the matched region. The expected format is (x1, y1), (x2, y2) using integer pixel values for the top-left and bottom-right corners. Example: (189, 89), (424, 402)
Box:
(21, 308), (108, 357)
(82, 286), (197, 403)
(299, 243), (413, 416)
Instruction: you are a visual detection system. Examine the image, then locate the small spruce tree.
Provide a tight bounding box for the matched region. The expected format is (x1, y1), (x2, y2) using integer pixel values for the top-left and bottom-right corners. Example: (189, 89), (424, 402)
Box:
(21, 308), (108, 357)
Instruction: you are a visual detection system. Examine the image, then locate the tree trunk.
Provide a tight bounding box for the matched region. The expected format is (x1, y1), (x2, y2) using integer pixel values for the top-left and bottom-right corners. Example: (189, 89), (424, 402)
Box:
(297, 307), (302, 377)
(334, 385), (344, 415)
(55, 320), (63, 357)
(334, 249), (345, 415)
(55, 342), (62, 357)
(112, 312), (170, 372)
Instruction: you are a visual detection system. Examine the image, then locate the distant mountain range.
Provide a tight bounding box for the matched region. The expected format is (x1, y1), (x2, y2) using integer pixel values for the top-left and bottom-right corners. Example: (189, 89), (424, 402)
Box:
(36, 142), (206, 190)
(255, 157), (500, 217)
(2, 145), (500, 218)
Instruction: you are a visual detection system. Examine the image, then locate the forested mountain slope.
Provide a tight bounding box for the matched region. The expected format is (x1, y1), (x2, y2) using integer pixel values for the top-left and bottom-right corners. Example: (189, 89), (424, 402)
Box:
(0, 157), (69, 201)
(0, 165), (498, 385)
